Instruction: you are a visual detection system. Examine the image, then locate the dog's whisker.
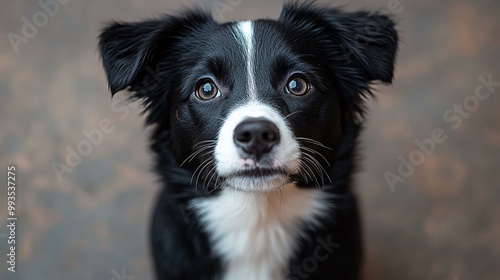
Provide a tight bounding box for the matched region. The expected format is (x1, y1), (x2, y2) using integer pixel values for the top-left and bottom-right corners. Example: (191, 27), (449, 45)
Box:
(299, 159), (321, 188)
(194, 139), (217, 145)
(300, 146), (331, 167)
(213, 174), (223, 191)
(303, 153), (327, 188)
(298, 162), (314, 183)
(296, 163), (309, 183)
(296, 137), (333, 150)
(298, 172), (310, 185)
(181, 151), (206, 167)
(299, 161), (317, 184)
(199, 150), (214, 158)
(284, 110), (302, 120)
(302, 152), (332, 185)
(190, 158), (213, 186)
(302, 157), (324, 188)
(191, 143), (215, 152)
(206, 169), (217, 186)
(208, 179), (224, 194)
(208, 179), (220, 193)
(205, 165), (219, 188)
(194, 159), (214, 190)
(207, 179), (220, 194)
(180, 144), (215, 167)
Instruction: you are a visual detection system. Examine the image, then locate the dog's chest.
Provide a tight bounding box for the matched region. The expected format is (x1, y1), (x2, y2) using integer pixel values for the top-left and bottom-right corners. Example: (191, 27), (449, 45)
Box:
(192, 185), (328, 280)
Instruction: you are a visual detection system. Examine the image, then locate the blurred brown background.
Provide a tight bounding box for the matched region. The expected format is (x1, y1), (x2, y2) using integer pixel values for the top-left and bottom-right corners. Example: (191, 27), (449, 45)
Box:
(1, 0), (499, 279)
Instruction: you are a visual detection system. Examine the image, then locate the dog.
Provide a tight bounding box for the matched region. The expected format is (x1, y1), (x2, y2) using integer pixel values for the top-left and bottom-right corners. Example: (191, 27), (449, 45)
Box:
(98, 1), (398, 279)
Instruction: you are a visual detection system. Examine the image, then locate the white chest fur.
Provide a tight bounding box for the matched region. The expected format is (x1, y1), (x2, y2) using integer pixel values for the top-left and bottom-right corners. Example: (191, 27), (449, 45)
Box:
(192, 184), (328, 280)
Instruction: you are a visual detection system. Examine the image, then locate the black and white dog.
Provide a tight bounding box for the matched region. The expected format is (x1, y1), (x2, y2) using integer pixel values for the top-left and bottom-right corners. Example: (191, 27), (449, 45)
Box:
(98, 2), (397, 279)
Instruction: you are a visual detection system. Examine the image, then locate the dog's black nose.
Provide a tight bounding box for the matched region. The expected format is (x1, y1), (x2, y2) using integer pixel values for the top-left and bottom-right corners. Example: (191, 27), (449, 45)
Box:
(233, 118), (280, 160)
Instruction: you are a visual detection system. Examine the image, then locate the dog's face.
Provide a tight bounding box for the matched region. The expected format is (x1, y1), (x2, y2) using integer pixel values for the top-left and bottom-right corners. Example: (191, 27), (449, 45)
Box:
(169, 20), (346, 192)
(99, 3), (397, 192)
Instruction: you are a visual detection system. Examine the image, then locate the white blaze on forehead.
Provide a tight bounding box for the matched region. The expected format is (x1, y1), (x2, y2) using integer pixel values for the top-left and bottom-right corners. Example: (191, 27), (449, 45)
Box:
(235, 21), (257, 99)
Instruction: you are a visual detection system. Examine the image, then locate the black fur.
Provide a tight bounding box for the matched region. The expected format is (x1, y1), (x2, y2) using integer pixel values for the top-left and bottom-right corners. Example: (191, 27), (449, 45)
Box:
(98, 2), (398, 279)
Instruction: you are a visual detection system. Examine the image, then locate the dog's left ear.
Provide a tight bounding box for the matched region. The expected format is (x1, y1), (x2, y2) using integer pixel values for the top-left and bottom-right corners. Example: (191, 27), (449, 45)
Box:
(279, 3), (398, 83)
(328, 11), (399, 84)
(279, 3), (398, 116)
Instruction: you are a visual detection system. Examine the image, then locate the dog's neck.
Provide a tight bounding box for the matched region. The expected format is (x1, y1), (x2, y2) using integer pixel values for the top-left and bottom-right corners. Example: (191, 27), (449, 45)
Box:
(191, 184), (329, 280)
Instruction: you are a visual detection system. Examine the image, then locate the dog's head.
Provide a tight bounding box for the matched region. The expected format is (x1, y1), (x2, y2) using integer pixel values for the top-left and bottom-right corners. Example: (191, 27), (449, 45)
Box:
(98, 2), (398, 192)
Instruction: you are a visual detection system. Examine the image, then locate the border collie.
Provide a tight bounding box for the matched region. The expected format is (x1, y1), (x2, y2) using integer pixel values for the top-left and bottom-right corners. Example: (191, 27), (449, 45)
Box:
(98, 2), (398, 279)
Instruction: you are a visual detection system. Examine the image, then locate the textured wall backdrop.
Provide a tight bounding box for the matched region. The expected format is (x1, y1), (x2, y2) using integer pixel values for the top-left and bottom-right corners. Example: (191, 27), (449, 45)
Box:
(1, 0), (499, 279)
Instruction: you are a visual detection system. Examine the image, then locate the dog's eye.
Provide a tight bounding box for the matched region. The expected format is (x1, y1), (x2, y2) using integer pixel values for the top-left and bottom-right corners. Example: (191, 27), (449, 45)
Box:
(285, 76), (309, 96)
(196, 80), (220, 100)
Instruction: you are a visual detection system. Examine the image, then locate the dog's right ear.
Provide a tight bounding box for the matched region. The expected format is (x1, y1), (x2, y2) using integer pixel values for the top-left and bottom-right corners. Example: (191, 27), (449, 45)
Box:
(98, 20), (162, 95)
(98, 11), (215, 96)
